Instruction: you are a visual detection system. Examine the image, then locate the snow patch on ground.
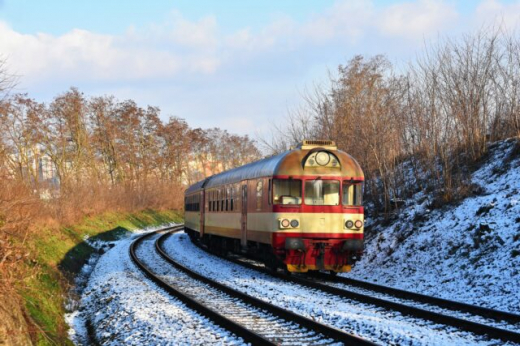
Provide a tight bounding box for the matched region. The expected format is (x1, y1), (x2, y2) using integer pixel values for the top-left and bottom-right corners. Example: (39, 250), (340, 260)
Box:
(163, 233), (502, 345)
(65, 224), (169, 344)
(346, 139), (520, 313)
(66, 224), (244, 345)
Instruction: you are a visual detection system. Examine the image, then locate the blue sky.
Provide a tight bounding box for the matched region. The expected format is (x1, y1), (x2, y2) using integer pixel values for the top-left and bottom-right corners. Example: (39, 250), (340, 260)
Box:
(1, 1), (519, 138)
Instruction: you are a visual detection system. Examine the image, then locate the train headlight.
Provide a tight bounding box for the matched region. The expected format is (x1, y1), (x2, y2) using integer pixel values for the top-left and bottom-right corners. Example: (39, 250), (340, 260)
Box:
(290, 219), (299, 228)
(355, 220), (363, 228)
(281, 219), (290, 228)
(345, 220), (354, 229)
(315, 151), (330, 166)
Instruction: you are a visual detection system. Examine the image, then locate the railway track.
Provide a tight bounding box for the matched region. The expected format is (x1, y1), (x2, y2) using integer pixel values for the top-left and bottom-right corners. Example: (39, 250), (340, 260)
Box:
(184, 232), (520, 345)
(130, 226), (377, 346)
(314, 272), (520, 324)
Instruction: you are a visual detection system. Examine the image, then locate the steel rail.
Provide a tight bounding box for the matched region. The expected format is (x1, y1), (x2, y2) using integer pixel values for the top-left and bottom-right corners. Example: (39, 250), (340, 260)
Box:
(192, 238), (520, 344)
(156, 230), (378, 346)
(316, 273), (520, 324)
(129, 226), (275, 346)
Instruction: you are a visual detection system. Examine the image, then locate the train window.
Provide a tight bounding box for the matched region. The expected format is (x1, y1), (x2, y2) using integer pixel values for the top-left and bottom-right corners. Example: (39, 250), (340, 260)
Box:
(305, 180), (340, 205)
(256, 180), (263, 210)
(273, 179), (302, 205)
(230, 187), (234, 211)
(268, 179), (272, 205)
(189, 196), (193, 211)
(343, 182), (363, 206)
(221, 187), (224, 212)
(227, 186), (231, 211)
(236, 184), (241, 204)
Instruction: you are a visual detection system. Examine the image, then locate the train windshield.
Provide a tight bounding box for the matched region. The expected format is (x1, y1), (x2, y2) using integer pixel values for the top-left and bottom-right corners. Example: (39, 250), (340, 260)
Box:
(304, 180), (340, 205)
(343, 182), (363, 206)
(273, 179), (302, 205)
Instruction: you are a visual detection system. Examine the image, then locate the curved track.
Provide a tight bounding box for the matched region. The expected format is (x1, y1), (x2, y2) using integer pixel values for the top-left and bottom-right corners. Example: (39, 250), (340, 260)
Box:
(315, 272), (520, 324)
(188, 232), (520, 344)
(130, 226), (377, 346)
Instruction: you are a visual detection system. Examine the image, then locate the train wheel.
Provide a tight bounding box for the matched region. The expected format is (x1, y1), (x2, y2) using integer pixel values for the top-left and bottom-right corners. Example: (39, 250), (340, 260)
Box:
(265, 262), (278, 272)
(208, 237), (219, 255)
(328, 270), (338, 277)
(265, 257), (278, 272)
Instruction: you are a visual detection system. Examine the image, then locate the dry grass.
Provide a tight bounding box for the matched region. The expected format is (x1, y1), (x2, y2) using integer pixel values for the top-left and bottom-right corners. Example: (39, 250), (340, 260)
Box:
(0, 177), (184, 345)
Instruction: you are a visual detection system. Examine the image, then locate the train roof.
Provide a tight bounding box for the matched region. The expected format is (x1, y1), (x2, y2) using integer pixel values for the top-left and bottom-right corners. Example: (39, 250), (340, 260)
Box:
(185, 178), (209, 194)
(205, 151), (290, 189)
(185, 140), (364, 194)
(185, 151), (290, 194)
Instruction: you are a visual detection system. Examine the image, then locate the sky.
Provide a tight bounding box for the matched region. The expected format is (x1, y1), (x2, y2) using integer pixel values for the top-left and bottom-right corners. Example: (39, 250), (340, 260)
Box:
(0, 0), (520, 139)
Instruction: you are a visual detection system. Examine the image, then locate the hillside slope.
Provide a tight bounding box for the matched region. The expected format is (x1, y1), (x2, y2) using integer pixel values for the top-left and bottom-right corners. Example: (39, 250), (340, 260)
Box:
(0, 210), (181, 346)
(346, 138), (520, 313)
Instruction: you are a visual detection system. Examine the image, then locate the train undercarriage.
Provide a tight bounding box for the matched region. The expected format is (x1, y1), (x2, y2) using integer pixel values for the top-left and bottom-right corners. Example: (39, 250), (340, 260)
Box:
(184, 228), (363, 274)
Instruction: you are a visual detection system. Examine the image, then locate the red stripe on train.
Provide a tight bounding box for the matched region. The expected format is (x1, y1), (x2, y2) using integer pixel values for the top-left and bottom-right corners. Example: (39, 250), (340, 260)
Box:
(272, 205), (363, 214)
(272, 175), (364, 181)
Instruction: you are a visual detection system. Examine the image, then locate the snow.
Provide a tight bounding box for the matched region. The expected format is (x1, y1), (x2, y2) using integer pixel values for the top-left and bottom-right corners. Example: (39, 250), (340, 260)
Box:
(346, 139), (520, 314)
(162, 232), (506, 345)
(135, 235), (338, 346)
(65, 225), (245, 345)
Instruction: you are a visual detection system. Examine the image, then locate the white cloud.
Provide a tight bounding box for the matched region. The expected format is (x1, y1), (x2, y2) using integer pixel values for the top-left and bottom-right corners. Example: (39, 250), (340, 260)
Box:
(222, 0), (375, 51)
(148, 11), (219, 50)
(224, 0), (459, 51)
(475, 0), (520, 29)
(377, 0), (458, 39)
(224, 16), (298, 55)
(0, 13), (220, 86)
(0, 1), (466, 89)
(301, 0), (374, 44)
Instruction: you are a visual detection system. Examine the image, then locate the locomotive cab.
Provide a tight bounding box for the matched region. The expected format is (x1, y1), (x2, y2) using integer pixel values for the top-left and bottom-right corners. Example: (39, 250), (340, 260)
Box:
(271, 140), (365, 273)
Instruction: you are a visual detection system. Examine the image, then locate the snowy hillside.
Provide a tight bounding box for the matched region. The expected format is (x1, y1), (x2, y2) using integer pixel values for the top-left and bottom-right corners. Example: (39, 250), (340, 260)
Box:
(346, 138), (520, 313)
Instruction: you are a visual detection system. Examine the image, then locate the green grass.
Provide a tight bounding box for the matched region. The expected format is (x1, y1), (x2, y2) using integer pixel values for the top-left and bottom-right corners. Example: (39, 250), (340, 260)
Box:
(17, 209), (182, 345)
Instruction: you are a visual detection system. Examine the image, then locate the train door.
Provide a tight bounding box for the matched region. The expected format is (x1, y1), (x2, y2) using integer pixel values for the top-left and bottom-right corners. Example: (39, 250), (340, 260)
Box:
(241, 184), (248, 247)
(199, 190), (205, 237)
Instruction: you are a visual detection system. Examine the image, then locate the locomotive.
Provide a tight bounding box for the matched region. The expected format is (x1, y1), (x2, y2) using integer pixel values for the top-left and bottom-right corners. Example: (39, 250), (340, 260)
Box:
(184, 140), (364, 273)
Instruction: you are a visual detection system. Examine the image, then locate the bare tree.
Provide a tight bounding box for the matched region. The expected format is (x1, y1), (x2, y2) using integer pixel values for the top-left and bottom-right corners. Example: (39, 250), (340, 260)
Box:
(0, 57), (15, 99)
(157, 116), (191, 184)
(89, 96), (121, 184)
(0, 95), (46, 184)
(269, 27), (520, 215)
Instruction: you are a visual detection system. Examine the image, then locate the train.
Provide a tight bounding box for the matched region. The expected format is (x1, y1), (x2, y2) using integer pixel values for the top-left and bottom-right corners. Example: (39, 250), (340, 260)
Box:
(184, 140), (364, 274)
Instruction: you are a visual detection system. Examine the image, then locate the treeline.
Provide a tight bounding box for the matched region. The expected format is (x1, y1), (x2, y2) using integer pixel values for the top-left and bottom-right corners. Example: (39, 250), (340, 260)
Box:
(266, 28), (520, 214)
(0, 87), (260, 231)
